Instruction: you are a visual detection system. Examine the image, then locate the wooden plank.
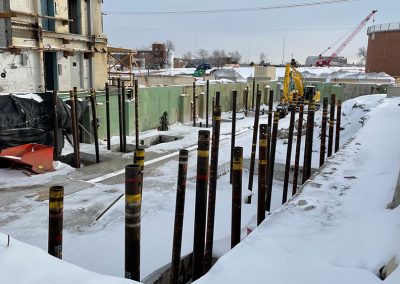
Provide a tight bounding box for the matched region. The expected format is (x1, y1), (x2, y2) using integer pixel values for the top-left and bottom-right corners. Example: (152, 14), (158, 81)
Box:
(0, 11), (17, 18)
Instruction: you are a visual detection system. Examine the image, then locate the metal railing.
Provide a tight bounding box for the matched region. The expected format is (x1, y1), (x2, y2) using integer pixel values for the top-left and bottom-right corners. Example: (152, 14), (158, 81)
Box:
(367, 22), (400, 34)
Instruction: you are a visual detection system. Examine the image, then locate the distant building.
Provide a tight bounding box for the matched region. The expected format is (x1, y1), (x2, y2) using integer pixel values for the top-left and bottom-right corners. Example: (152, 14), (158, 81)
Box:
(305, 56), (348, 67)
(136, 43), (167, 68)
(366, 22), (400, 78)
(0, 0), (108, 92)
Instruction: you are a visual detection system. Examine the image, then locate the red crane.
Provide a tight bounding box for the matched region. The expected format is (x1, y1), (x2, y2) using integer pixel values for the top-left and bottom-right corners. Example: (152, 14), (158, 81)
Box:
(316, 10), (377, 67)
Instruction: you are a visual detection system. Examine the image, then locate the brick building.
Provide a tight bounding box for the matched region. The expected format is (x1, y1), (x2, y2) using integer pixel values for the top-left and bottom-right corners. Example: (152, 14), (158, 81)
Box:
(366, 22), (400, 78)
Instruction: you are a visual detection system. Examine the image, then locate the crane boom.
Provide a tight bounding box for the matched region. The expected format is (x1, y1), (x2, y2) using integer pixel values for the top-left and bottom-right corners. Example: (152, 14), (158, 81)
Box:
(317, 10), (377, 67)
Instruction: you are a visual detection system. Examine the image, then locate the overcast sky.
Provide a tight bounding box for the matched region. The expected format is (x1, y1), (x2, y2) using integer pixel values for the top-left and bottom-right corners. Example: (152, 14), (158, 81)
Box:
(103, 0), (399, 65)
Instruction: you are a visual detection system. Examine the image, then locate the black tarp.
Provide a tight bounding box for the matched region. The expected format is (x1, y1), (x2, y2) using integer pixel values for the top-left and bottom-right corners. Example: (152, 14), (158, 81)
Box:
(0, 93), (88, 153)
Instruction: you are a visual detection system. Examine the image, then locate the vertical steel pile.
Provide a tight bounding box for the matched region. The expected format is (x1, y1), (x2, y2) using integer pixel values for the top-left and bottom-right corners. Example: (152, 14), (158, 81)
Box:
(244, 87), (249, 117)
(292, 100), (304, 195)
(335, 100), (342, 153)
(231, 147), (243, 248)
(134, 148), (145, 194)
(251, 78), (256, 110)
(247, 90), (262, 203)
(266, 89), (274, 173)
(192, 130), (210, 281)
(266, 112), (280, 212)
(171, 150), (189, 284)
(48, 185), (64, 259)
(117, 78), (123, 152)
(69, 89), (80, 168)
(204, 94), (221, 272)
(206, 80), (210, 128)
(52, 90), (59, 160)
(125, 164), (142, 281)
(90, 89), (100, 163)
(193, 82), (196, 127)
(230, 90), (237, 184)
(302, 101), (316, 183)
(135, 80), (140, 149)
(282, 95), (297, 204)
(257, 124), (268, 225)
(105, 82), (111, 151)
(327, 94), (336, 157)
(319, 98), (329, 167)
(121, 82), (127, 152)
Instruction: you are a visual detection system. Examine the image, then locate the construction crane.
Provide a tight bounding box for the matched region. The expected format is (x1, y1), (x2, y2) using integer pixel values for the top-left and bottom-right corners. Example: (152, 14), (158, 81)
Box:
(316, 10), (377, 67)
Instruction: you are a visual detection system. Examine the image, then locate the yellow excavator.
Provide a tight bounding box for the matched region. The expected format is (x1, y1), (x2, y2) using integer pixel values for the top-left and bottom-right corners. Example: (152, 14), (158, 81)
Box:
(276, 63), (320, 118)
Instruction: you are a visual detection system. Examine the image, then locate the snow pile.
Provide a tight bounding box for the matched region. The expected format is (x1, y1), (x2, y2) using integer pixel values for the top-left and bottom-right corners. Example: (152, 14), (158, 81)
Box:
(195, 97), (400, 284)
(0, 233), (137, 284)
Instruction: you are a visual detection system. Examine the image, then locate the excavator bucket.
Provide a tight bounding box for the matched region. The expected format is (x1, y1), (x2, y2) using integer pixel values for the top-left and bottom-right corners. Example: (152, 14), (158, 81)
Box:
(0, 143), (54, 174)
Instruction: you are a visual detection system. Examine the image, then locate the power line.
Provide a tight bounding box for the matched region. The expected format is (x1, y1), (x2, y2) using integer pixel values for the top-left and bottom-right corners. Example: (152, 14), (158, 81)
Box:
(104, 0), (359, 16)
(105, 26), (351, 33)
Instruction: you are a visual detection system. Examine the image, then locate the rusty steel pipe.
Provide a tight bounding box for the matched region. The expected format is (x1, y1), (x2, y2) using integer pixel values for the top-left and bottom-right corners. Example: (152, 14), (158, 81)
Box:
(105, 83), (111, 151)
(117, 78), (123, 152)
(292, 100), (304, 196)
(121, 82), (127, 152)
(90, 89), (100, 163)
(135, 80), (140, 149)
(52, 90), (59, 161)
(230, 90), (237, 184)
(193, 82), (196, 127)
(327, 94), (336, 157)
(282, 94), (297, 204)
(206, 80), (210, 128)
(69, 90), (80, 168)
(302, 101), (316, 183)
(257, 124), (268, 225)
(171, 150), (189, 284)
(247, 90), (262, 204)
(335, 100), (342, 153)
(48, 185), (64, 259)
(125, 164), (142, 281)
(319, 97), (329, 167)
(231, 147), (243, 248)
(266, 112), (280, 212)
(192, 130), (210, 281)
(204, 103), (221, 272)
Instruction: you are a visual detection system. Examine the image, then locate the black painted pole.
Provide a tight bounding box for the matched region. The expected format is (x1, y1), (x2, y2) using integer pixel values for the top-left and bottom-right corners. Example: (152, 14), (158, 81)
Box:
(335, 100), (342, 153)
(246, 90), (261, 204)
(193, 82), (196, 127)
(48, 185), (64, 259)
(73, 87), (80, 155)
(134, 148), (145, 194)
(52, 90), (59, 160)
(117, 78), (123, 152)
(135, 80), (140, 149)
(192, 130), (210, 281)
(282, 94), (297, 204)
(266, 89), (274, 175)
(319, 97), (329, 167)
(257, 124), (268, 225)
(171, 150), (189, 284)
(125, 164), (142, 281)
(302, 101), (316, 183)
(204, 101), (221, 272)
(230, 90), (237, 184)
(206, 80), (210, 128)
(327, 94), (336, 157)
(251, 78), (255, 110)
(244, 87), (249, 117)
(266, 112), (279, 212)
(90, 89), (100, 163)
(105, 83), (111, 151)
(122, 82), (127, 152)
(69, 90), (80, 168)
(292, 100), (304, 196)
(231, 146), (243, 248)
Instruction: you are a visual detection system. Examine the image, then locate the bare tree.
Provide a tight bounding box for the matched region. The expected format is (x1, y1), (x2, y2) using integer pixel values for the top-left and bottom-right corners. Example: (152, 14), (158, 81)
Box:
(165, 39), (175, 54)
(228, 51), (242, 64)
(197, 48), (209, 63)
(357, 47), (367, 64)
(182, 51), (194, 67)
(211, 49), (227, 67)
(259, 52), (266, 65)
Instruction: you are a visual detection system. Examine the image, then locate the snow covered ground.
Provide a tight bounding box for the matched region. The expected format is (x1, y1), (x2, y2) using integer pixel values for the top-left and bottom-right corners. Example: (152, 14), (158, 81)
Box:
(0, 94), (398, 283)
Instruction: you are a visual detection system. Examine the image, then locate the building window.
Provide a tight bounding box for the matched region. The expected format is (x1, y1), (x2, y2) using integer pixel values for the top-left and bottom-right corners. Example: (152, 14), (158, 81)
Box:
(41, 0), (55, 32)
(68, 0), (82, 34)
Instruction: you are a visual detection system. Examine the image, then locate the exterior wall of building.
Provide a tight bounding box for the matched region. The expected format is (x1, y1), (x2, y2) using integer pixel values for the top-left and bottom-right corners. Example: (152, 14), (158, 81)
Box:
(366, 23), (400, 78)
(0, 0), (108, 93)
